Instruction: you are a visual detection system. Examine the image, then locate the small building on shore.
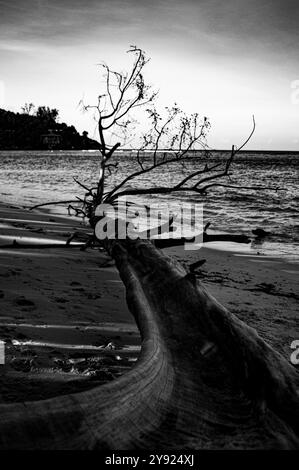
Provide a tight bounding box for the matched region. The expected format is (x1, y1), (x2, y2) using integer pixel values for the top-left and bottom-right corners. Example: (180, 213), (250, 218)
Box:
(41, 130), (62, 149)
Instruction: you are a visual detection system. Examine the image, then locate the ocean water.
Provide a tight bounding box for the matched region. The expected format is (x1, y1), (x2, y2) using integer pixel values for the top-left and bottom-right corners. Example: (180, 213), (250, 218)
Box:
(0, 150), (298, 261)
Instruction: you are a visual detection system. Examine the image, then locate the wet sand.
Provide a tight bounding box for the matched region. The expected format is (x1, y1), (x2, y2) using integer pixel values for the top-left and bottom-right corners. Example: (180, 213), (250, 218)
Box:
(0, 203), (298, 403)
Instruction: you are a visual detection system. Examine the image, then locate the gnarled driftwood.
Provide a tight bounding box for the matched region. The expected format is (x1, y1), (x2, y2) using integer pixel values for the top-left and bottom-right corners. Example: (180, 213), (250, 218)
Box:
(0, 239), (298, 449)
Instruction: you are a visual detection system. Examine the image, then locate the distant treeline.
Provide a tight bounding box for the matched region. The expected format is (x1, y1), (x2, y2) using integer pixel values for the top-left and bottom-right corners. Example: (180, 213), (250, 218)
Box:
(0, 106), (100, 150)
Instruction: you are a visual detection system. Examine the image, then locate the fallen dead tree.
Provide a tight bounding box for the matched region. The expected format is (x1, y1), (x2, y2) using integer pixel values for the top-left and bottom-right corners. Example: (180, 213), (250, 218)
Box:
(0, 238), (298, 449)
(1, 47), (295, 450)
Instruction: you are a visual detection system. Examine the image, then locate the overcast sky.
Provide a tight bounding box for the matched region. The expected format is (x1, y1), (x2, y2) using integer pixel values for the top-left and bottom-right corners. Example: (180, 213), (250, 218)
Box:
(0, 0), (298, 149)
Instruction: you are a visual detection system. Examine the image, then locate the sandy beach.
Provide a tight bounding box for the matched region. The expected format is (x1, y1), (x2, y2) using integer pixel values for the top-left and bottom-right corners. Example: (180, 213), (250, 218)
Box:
(0, 203), (140, 402)
(0, 202), (298, 403)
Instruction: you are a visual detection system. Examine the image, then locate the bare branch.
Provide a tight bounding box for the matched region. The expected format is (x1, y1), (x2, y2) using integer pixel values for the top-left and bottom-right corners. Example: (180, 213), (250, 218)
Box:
(30, 200), (81, 210)
(200, 183), (281, 192)
(105, 115), (257, 204)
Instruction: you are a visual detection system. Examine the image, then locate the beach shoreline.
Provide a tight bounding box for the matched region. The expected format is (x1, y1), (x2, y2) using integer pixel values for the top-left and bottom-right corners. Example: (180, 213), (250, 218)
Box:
(0, 202), (298, 403)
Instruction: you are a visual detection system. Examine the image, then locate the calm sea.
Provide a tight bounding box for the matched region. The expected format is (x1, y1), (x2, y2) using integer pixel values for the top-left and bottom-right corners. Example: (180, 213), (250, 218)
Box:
(0, 150), (298, 261)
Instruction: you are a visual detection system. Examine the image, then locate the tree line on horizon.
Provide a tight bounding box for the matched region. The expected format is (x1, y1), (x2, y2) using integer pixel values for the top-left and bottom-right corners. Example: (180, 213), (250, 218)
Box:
(0, 104), (100, 150)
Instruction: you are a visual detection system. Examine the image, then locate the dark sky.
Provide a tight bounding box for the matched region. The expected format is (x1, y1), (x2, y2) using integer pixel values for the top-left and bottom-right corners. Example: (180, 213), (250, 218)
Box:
(0, 0), (298, 149)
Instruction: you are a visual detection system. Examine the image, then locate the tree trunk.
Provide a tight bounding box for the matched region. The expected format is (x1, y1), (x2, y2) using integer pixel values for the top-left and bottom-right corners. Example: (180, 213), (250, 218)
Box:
(0, 239), (298, 449)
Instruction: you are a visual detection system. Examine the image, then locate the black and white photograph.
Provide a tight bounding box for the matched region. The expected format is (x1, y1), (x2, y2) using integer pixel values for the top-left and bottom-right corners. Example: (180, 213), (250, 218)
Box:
(0, 0), (298, 456)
